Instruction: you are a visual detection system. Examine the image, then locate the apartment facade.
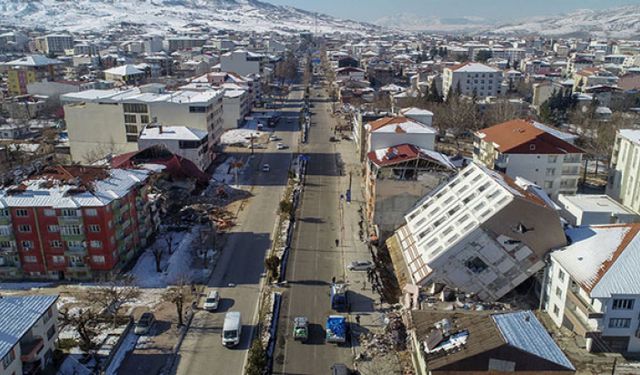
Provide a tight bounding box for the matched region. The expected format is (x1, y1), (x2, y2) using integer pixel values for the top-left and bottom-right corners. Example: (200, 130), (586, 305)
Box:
(1, 55), (63, 96)
(474, 119), (584, 198)
(34, 34), (73, 55)
(61, 86), (223, 163)
(0, 166), (160, 280)
(220, 50), (264, 76)
(545, 224), (640, 353)
(442, 62), (503, 99)
(222, 89), (251, 131)
(0, 295), (59, 375)
(138, 126), (211, 172)
(607, 129), (640, 213)
(365, 116), (437, 154)
(387, 162), (566, 301)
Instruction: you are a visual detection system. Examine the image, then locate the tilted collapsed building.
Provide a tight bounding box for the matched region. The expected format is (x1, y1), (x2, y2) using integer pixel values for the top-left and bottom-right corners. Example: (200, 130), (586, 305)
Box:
(387, 162), (567, 301)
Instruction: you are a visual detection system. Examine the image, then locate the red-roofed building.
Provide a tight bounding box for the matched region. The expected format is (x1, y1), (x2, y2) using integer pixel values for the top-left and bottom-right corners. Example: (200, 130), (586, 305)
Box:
(474, 119), (584, 198)
(365, 143), (456, 236)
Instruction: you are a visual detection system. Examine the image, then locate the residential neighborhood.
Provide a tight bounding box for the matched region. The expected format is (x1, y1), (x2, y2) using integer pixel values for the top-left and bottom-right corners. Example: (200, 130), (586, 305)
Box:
(1, 1), (640, 375)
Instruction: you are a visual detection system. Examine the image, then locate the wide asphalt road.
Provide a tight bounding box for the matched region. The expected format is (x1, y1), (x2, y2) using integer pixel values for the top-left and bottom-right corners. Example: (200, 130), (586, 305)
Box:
(273, 86), (354, 374)
(174, 97), (301, 375)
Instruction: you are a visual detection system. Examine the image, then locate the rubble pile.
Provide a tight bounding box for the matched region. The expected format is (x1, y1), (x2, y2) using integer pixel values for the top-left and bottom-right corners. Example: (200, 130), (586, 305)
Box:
(358, 313), (407, 360)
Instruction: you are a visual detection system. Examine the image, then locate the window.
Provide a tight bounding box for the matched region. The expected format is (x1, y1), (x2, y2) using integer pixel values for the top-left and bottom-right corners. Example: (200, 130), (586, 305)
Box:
(555, 287), (562, 297)
(60, 225), (82, 235)
(548, 155), (558, 163)
(609, 318), (631, 328)
(124, 114), (137, 123)
(47, 325), (56, 341)
(21, 240), (33, 250)
(66, 240), (83, 249)
(465, 257), (488, 273)
(546, 168), (556, 176)
(18, 224), (31, 233)
(125, 124), (138, 134)
(529, 144), (536, 151)
(15, 209), (28, 217)
(88, 224), (101, 233)
(612, 299), (634, 310)
(544, 181), (554, 189)
(189, 106), (207, 113)
(52, 255), (65, 263)
(92, 255), (105, 264)
(50, 240), (62, 248)
(140, 115), (149, 123)
(23, 255), (37, 263)
(90, 240), (102, 249)
(0, 241), (12, 249)
(61, 209), (78, 217)
(0, 226), (9, 236)
(43, 209), (56, 217)
(126, 134), (138, 142)
(123, 103), (148, 113)
(85, 208), (97, 217)
(558, 269), (565, 282)
(0, 209), (7, 217)
(2, 348), (15, 369)
(553, 304), (560, 316)
(47, 225), (59, 233)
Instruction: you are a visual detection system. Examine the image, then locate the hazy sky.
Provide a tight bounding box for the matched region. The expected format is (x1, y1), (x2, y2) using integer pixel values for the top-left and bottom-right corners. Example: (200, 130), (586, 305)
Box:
(265, 0), (640, 22)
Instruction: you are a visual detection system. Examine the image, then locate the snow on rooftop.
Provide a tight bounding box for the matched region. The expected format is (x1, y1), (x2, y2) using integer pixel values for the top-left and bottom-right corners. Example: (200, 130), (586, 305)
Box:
(140, 126), (207, 141)
(619, 129), (640, 145)
(451, 62), (500, 73)
(103, 64), (144, 76)
(552, 225), (634, 294)
(530, 121), (578, 143)
(62, 87), (222, 105)
(559, 194), (636, 215)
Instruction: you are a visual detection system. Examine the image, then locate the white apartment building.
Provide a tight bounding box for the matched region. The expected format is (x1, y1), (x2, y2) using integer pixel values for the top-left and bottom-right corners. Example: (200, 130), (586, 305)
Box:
(474, 119), (584, 198)
(442, 62), (503, 99)
(34, 34), (74, 55)
(365, 116), (437, 153)
(220, 50), (264, 76)
(138, 125), (210, 171)
(399, 107), (433, 127)
(0, 295), (59, 375)
(387, 162), (567, 301)
(222, 89), (250, 131)
(607, 129), (640, 214)
(557, 194), (639, 226)
(61, 85), (223, 162)
(545, 224), (640, 353)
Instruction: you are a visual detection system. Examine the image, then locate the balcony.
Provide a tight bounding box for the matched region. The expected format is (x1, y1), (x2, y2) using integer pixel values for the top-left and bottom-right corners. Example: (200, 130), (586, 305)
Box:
(568, 286), (603, 319)
(0, 232), (14, 242)
(20, 337), (43, 363)
(65, 244), (86, 254)
(58, 216), (82, 225)
(0, 216), (11, 226)
(61, 232), (85, 242)
(68, 262), (88, 270)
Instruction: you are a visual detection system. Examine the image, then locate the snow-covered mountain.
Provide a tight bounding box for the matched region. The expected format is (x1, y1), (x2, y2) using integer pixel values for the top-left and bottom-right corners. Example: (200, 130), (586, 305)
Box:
(489, 6), (640, 39)
(0, 0), (378, 35)
(376, 6), (640, 38)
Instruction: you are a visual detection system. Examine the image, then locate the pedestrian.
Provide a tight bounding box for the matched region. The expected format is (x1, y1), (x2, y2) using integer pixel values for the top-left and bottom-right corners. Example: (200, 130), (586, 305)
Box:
(335, 238), (339, 247)
(355, 315), (361, 326)
(362, 281), (366, 291)
(331, 276), (336, 284)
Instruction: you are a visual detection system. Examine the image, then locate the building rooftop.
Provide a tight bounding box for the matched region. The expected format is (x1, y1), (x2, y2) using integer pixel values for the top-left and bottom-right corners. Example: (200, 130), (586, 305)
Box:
(449, 62), (500, 73)
(366, 116), (436, 134)
(400, 107), (434, 117)
(140, 126), (207, 141)
(476, 119), (584, 155)
(0, 295), (59, 361)
(3, 54), (62, 67)
(552, 224), (640, 298)
(61, 87), (223, 105)
(558, 194), (637, 215)
(0, 166), (150, 209)
(619, 129), (640, 145)
(103, 64), (144, 77)
(368, 144), (455, 169)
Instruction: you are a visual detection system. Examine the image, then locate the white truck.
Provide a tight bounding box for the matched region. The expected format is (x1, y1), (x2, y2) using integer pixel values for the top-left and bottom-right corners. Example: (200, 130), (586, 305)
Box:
(222, 311), (242, 347)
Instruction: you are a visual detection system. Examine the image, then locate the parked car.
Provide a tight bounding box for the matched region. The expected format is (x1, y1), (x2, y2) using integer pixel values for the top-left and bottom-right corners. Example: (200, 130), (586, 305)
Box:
(277, 143), (288, 150)
(134, 312), (155, 335)
(203, 290), (220, 311)
(331, 363), (351, 375)
(262, 164), (271, 172)
(347, 260), (374, 271)
(293, 316), (309, 342)
(222, 311), (242, 347)
(269, 134), (280, 141)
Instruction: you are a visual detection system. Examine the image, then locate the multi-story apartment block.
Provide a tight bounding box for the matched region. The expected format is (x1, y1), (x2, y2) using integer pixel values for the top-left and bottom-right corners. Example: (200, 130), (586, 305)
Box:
(61, 85), (223, 163)
(220, 50), (264, 76)
(474, 119), (584, 198)
(442, 62), (503, 99)
(387, 162), (566, 301)
(573, 67), (619, 91)
(0, 295), (59, 375)
(607, 129), (640, 214)
(222, 89), (251, 131)
(0, 165), (160, 280)
(138, 125), (211, 172)
(545, 224), (640, 353)
(1, 55), (62, 96)
(167, 37), (207, 52)
(34, 34), (74, 55)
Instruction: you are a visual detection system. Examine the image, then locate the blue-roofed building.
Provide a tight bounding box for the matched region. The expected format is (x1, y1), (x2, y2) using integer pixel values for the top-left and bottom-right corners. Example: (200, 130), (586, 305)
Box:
(409, 309), (575, 374)
(0, 295), (59, 375)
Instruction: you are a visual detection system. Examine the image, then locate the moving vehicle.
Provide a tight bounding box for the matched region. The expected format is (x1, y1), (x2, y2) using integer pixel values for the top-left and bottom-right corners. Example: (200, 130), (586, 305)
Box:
(222, 311), (242, 347)
(134, 312), (155, 335)
(276, 142), (287, 150)
(269, 134), (280, 141)
(330, 283), (348, 311)
(203, 290), (220, 311)
(262, 164), (271, 172)
(293, 316), (309, 342)
(347, 260), (374, 271)
(325, 315), (347, 344)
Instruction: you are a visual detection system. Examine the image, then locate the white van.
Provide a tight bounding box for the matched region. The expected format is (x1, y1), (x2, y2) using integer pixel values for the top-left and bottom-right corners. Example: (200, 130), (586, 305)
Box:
(222, 311), (242, 347)
(203, 290), (220, 311)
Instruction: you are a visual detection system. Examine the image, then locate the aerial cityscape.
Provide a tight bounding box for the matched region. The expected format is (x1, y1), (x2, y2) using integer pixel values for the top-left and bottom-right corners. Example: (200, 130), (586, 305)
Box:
(1, 0), (640, 374)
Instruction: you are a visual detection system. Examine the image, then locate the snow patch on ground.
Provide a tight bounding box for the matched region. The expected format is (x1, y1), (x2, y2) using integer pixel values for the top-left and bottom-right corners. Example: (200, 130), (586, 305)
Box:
(220, 128), (265, 145)
(0, 282), (52, 290)
(105, 330), (138, 375)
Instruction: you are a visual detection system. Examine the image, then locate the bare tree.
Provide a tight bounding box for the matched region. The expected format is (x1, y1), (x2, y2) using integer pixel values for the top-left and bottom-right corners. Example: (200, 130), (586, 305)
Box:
(163, 278), (190, 327)
(482, 99), (520, 127)
(85, 274), (141, 327)
(59, 308), (100, 352)
(152, 232), (173, 272)
(164, 232), (175, 255)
